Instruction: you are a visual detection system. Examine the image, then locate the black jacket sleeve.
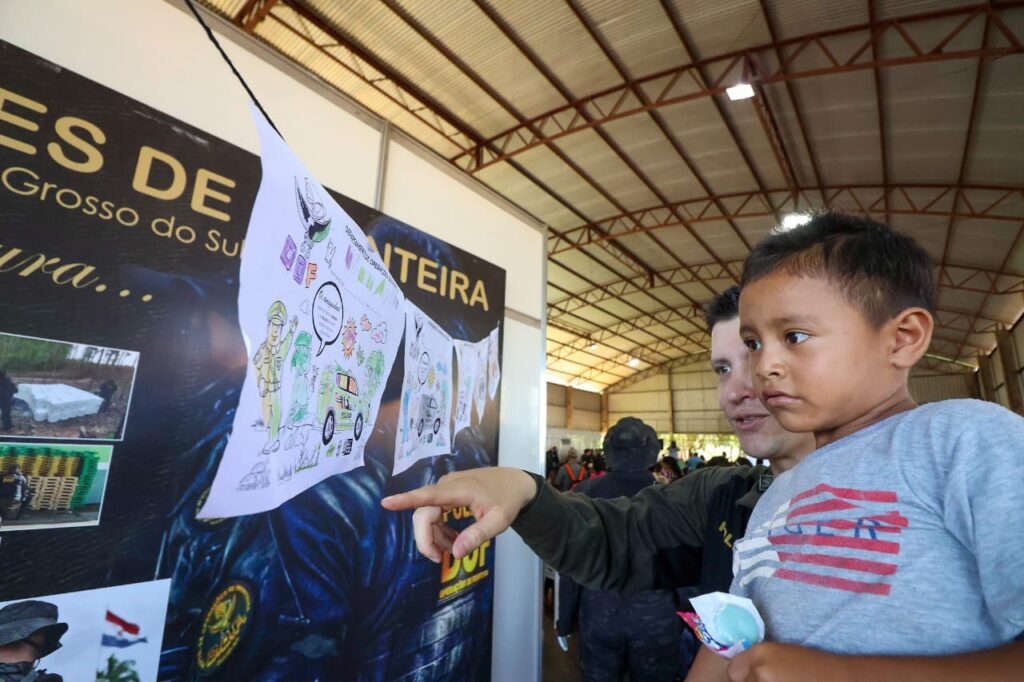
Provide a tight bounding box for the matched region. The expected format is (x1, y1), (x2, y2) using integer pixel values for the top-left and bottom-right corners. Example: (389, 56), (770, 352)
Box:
(511, 467), (743, 593)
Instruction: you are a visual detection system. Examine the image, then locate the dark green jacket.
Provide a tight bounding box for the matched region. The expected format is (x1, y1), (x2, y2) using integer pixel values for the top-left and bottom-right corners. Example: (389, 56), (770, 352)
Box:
(512, 465), (770, 595)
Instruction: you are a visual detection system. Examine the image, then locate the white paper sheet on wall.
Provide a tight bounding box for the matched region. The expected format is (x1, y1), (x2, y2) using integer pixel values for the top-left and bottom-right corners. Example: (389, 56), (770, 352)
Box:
(454, 337), (487, 435)
(487, 325), (501, 401)
(394, 300), (454, 475)
(200, 109), (404, 518)
(473, 335), (488, 422)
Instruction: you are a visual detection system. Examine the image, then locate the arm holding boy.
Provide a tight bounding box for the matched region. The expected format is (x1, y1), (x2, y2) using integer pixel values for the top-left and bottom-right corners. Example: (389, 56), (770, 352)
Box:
(686, 635), (1024, 682)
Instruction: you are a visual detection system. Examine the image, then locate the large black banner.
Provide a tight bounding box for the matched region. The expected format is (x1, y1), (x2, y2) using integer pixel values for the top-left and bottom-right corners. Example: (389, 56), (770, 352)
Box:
(0, 40), (504, 681)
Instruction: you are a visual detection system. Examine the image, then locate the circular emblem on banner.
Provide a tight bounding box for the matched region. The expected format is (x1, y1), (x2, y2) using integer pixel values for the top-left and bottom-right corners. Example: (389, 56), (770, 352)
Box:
(194, 487), (226, 525)
(196, 582), (253, 674)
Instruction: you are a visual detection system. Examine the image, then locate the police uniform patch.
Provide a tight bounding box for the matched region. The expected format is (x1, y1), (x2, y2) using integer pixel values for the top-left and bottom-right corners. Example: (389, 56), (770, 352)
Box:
(196, 582), (253, 674)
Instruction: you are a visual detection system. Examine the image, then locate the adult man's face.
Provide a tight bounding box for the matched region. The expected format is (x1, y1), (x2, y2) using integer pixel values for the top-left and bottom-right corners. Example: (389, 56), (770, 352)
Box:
(0, 633), (43, 663)
(710, 317), (810, 461)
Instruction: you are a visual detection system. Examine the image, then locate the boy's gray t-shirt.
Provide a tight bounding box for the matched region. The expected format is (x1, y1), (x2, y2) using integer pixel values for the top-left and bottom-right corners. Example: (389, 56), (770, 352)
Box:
(731, 399), (1024, 655)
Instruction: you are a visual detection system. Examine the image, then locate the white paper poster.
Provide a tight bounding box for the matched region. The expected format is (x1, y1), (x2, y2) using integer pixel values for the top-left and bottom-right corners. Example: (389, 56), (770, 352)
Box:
(454, 337), (487, 435)
(487, 325), (501, 400)
(473, 336), (488, 421)
(394, 300), (454, 474)
(201, 109), (404, 518)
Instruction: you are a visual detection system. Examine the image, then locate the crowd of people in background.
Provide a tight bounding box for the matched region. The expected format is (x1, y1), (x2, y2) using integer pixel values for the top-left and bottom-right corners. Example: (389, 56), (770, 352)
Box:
(546, 441), (755, 490)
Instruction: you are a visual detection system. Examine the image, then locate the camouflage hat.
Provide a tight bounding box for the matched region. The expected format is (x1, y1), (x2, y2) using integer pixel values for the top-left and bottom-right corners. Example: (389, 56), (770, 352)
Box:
(0, 600), (68, 658)
(603, 417), (660, 472)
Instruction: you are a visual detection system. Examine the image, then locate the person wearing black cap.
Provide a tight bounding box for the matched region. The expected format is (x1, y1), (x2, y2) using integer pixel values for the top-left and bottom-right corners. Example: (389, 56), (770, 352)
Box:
(0, 600), (67, 682)
(555, 417), (682, 682)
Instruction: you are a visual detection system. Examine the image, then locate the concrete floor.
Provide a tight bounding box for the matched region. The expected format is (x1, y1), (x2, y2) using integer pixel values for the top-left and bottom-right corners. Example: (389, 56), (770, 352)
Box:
(543, 597), (583, 682)
(1, 504), (99, 528)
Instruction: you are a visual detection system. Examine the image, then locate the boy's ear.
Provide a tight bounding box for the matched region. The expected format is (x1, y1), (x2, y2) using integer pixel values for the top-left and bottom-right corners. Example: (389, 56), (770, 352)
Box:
(889, 308), (933, 369)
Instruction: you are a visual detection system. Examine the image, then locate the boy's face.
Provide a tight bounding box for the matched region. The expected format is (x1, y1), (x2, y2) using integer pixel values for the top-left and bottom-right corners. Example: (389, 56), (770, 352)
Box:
(710, 316), (810, 459)
(739, 271), (899, 434)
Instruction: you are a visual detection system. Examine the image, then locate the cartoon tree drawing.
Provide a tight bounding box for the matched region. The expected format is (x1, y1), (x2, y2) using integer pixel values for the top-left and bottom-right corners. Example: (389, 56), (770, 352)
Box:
(365, 350), (385, 398)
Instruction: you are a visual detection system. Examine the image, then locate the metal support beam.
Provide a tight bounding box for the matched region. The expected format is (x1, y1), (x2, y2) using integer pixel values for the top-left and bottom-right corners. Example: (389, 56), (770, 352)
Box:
(550, 185), (1024, 255)
(996, 329), (1024, 413)
(271, 0), (480, 153)
(453, 3), (1024, 173)
(565, 386), (575, 429)
(234, 0), (278, 32)
(605, 353), (711, 393)
(373, 121), (391, 210)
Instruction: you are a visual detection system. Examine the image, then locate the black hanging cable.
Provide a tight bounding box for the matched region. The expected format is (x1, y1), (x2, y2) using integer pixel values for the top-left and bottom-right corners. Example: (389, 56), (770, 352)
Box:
(183, 0), (282, 137)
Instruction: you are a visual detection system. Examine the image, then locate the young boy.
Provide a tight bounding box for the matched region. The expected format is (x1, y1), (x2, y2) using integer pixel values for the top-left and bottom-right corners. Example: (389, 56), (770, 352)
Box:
(687, 213), (1024, 681)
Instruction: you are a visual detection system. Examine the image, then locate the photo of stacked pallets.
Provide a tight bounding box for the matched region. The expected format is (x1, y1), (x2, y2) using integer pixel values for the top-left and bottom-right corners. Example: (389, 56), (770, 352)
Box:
(0, 447), (94, 512)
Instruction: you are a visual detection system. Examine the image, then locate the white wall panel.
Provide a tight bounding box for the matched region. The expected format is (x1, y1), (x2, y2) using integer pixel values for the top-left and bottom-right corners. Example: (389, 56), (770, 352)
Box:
(909, 374), (978, 404)
(574, 390), (602, 411)
(384, 141), (543, 319)
(493, 317), (544, 682)
(617, 373), (671, 393)
(574, 409), (601, 431)
(0, 0), (381, 205)
(548, 404), (567, 428)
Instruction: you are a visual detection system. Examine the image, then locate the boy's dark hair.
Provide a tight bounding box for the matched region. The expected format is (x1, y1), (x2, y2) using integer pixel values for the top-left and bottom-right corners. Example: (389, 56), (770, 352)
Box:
(741, 211), (935, 327)
(703, 285), (741, 328)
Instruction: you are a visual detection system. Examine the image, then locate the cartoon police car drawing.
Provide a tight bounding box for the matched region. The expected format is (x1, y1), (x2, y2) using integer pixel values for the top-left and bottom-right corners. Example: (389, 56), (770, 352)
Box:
(317, 365), (370, 445)
(416, 395), (442, 440)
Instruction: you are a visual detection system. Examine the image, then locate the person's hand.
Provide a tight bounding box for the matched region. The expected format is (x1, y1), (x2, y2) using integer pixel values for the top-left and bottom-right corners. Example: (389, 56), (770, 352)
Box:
(727, 642), (850, 682)
(381, 468), (537, 563)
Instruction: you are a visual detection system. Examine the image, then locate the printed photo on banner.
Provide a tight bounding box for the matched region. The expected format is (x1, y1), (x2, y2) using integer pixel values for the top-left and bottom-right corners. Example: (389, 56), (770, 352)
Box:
(454, 338), (487, 435)
(394, 300), (454, 475)
(0, 332), (139, 441)
(199, 110), (404, 519)
(0, 579), (169, 682)
(0, 442), (112, 532)
(487, 326), (501, 400)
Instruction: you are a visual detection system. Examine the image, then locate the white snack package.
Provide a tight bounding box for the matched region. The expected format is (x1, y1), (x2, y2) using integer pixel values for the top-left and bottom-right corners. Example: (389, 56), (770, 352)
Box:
(681, 591), (766, 659)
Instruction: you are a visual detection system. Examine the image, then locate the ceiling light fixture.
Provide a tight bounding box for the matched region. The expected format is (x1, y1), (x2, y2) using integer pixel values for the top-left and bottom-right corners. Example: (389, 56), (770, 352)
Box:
(726, 83), (755, 101)
(779, 212), (812, 231)
(628, 356), (640, 367)
(587, 342), (598, 351)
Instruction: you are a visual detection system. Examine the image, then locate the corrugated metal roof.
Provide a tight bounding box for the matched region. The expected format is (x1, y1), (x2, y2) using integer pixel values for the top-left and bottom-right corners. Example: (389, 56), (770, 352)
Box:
(196, 0), (1024, 390)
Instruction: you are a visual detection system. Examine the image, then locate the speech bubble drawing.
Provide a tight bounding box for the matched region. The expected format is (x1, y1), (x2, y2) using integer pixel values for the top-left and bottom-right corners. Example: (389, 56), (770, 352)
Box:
(312, 282), (343, 356)
(417, 351), (431, 385)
